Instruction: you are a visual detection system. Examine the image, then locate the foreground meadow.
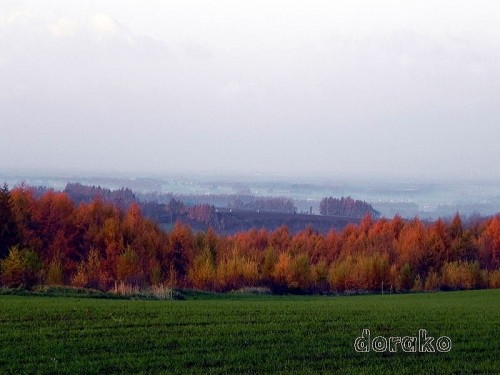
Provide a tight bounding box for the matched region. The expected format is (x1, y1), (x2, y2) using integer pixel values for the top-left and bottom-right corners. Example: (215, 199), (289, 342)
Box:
(0, 290), (499, 374)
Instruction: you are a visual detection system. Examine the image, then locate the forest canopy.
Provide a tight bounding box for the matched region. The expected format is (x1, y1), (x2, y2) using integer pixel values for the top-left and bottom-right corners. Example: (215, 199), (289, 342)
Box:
(1, 185), (499, 293)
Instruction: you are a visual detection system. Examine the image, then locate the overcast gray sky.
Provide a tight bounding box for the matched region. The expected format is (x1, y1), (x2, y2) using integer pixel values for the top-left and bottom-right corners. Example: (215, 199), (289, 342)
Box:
(1, 1), (500, 180)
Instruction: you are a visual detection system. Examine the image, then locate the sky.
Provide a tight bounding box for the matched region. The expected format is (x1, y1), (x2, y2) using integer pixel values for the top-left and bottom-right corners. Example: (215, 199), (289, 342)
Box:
(1, 0), (500, 181)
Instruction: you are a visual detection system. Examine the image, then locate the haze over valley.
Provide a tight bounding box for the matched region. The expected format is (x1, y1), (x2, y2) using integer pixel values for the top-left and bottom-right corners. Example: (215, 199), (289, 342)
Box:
(2, 172), (500, 221)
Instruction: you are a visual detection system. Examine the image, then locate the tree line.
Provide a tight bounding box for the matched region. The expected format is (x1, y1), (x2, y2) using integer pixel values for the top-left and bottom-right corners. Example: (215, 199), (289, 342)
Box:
(1, 185), (499, 293)
(319, 196), (380, 218)
(137, 191), (297, 213)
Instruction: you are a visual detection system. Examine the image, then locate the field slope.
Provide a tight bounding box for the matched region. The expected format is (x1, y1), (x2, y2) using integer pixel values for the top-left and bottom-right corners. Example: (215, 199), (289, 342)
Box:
(0, 290), (499, 374)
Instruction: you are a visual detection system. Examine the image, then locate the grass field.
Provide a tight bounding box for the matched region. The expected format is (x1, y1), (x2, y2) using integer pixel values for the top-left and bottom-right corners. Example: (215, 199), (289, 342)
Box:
(0, 290), (499, 374)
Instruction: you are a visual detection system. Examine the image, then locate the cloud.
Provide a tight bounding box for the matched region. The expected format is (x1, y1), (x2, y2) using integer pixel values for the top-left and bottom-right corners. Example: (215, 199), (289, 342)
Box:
(221, 81), (246, 97)
(2, 1), (500, 179)
(89, 13), (120, 36)
(86, 12), (139, 47)
(47, 17), (76, 37)
(0, 8), (34, 28)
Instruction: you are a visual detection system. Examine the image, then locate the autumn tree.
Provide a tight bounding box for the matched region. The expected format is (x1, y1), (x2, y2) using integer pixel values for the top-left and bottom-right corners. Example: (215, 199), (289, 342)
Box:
(328, 257), (356, 292)
(396, 263), (415, 291)
(261, 246), (278, 285)
(46, 258), (64, 285)
(1, 245), (42, 288)
(34, 191), (77, 258)
(478, 216), (500, 270)
(71, 247), (108, 289)
(272, 252), (311, 292)
(396, 218), (428, 275)
(311, 258), (329, 292)
(216, 248), (258, 291)
(189, 247), (217, 290)
(116, 245), (143, 285)
(441, 261), (483, 290)
(166, 222), (193, 286)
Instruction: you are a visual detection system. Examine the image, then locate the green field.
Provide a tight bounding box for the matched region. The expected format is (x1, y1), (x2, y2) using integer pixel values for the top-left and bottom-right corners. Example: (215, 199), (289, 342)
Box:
(0, 290), (499, 374)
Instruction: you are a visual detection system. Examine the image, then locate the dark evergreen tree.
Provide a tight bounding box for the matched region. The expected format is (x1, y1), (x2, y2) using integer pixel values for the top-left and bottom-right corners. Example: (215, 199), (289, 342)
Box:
(0, 183), (19, 258)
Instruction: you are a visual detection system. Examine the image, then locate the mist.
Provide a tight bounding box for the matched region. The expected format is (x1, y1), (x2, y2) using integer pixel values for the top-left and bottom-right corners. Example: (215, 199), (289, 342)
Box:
(2, 1), (500, 181)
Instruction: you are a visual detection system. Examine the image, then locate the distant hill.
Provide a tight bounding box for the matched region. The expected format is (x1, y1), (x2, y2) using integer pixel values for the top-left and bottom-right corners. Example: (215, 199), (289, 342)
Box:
(63, 182), (363, 234)
(64, 183), (136, 210)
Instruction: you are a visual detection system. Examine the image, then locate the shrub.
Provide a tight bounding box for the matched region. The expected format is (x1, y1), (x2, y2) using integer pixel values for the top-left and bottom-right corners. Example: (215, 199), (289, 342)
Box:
(1, 246), (42, 288)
